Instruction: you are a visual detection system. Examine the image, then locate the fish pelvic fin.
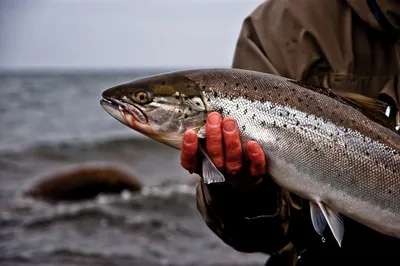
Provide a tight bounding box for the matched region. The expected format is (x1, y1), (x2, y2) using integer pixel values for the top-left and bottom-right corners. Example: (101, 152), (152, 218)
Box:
(310, 202), (327, 235)
(316, 201), (344, 247)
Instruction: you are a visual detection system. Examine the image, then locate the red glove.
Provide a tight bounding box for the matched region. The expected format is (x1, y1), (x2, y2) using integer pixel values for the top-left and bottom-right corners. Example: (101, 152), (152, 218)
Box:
(180, 112), (267, 189)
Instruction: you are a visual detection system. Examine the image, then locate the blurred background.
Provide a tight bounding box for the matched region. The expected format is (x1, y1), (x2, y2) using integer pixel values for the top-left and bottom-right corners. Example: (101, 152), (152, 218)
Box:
(0, 0), (268, 265)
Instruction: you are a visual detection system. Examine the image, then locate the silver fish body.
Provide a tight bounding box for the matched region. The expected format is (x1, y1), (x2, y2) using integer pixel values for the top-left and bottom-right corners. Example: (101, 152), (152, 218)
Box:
(101, 68), (400, 244)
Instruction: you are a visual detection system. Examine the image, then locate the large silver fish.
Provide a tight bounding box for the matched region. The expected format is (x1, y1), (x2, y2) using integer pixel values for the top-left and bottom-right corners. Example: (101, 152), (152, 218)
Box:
(100, 68), (400, 246)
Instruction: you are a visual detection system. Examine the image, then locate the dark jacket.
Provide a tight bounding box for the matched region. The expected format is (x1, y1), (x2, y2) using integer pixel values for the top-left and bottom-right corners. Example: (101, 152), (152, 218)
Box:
(195, 0), (400, 265)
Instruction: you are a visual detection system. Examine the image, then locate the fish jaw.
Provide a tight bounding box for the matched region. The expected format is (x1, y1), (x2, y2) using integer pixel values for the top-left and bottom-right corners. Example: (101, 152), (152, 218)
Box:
(100, 98), (183, 149)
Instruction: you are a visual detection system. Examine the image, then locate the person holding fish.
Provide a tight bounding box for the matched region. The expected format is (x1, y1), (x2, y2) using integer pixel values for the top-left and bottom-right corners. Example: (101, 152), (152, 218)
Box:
(180, 1), (400, 265)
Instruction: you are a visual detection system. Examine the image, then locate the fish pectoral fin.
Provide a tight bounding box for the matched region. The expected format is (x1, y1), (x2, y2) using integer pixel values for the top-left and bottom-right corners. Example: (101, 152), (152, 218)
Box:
(310, 202), (327, 235)
(316, 201), (344, 247)
(197, 125), (206, 139)
(199, 145), (225, 184)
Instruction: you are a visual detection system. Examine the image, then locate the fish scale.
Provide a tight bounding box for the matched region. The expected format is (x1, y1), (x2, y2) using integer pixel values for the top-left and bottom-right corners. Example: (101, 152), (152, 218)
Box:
(101, 68), (400, 246)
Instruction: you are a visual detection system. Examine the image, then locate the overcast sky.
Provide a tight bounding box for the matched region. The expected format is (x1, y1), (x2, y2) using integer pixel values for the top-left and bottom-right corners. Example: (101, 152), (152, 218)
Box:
(0, 0), (262, 69)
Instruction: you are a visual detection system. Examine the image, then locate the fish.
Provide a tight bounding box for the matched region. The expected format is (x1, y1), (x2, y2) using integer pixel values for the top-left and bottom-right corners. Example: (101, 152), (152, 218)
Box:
(100, 68), (400, 247)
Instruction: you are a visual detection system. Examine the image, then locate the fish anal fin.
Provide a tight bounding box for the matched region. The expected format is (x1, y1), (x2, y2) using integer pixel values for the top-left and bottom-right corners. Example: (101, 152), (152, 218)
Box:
(316, 201), (344, 247)
(310, 202), (327, 235)
(199, 145), (225, 184)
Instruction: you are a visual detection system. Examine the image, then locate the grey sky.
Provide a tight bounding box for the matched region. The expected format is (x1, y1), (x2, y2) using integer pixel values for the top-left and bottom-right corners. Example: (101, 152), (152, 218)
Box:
(0, 0), (262, 69)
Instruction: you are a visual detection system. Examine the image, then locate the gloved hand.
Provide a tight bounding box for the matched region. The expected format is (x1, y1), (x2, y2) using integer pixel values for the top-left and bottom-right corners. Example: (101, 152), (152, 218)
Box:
(180, 112), (268, 189)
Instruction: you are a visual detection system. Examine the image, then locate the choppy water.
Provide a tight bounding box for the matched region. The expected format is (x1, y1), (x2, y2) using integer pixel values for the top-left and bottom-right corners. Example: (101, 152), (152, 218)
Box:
(0, 69), (267, 266)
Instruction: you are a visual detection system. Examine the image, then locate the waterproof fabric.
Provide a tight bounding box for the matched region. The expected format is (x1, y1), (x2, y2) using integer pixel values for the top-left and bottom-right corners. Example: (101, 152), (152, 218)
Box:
(195, 0), (400, 265)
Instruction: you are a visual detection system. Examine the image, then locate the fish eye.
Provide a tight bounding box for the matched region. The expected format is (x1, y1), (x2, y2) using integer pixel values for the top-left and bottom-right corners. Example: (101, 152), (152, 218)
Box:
(133, 91), (150, 104)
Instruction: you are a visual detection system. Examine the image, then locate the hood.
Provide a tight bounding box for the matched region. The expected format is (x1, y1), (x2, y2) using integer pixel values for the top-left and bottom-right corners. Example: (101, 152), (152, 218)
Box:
(346, 0), (400, 37)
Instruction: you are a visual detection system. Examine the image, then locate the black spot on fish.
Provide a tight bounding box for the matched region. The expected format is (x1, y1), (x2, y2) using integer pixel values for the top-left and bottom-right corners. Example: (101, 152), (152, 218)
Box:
(218, 107), (223, 113)
(254, 86), (257, 91)
(277, 93), (281, 97)
(242, 125), (246, 131)
(261, 121), (266, 127)
(274, 85), (279, 89)
(235, 83), (239, 87)
(188, 107), (193, 111)
(313, 147), (318, 152)
(236, 104), (239, 110)
(226, 110), (230, 115)
(295, 121), (300, 126)
(283, 124), (287, 128)
(279, 112), (282, 116)
(184, 114), (189, 118)
(388, 190), (392, 194)
(313, 126), (317, 130)
(284, 98), (289, 102)
(202, 86), (206, 89)
(244, 85), (247, 89)
(213, 91), (218, 97)
(196, 102), (200, 106)
(244, 109), (248, 114)
(298, 97), (302, 103)
(252, 114), (256, 119)
(175, 95), (180, 100)
(366, 151), (370, 156)
(223, 82), (227, 86)
(276, 137), (280, 141)
(305, 104), (309, 108)
(207, 98), (210, 102)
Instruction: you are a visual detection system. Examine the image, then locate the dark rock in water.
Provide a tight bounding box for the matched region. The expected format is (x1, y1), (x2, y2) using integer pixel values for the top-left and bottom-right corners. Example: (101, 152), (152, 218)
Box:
(24, 165), (142, 202)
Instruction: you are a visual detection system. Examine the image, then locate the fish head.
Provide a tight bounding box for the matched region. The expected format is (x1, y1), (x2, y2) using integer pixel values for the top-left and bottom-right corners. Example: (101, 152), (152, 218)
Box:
(100, 72), (208, 149)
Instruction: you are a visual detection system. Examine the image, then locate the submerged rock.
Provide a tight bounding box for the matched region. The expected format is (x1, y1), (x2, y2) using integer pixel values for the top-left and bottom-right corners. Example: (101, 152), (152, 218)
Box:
(24, 164), (142, 202)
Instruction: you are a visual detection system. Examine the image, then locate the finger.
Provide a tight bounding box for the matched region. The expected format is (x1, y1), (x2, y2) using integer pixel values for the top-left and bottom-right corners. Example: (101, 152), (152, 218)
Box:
(206, 112), (224, 170)
(222, 118), (243, 175)
(180, 130), (199, 173)
(246, 141), (267, 176)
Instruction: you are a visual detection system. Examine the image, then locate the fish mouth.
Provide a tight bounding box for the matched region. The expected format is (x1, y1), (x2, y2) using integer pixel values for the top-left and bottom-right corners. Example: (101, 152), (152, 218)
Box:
(100, 97), (148, 124)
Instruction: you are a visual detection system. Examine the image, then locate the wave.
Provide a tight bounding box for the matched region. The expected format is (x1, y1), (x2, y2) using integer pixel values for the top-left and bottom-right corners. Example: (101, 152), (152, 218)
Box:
(0, 133), (169, 158)
(17, 183), (197, 228)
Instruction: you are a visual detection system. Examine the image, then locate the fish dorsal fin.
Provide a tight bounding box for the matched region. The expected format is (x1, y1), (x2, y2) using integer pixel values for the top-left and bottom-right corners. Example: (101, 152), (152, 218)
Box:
(334, 91), (399, 132)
